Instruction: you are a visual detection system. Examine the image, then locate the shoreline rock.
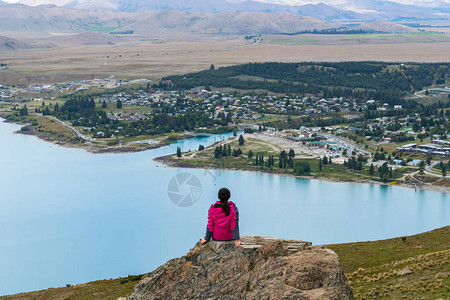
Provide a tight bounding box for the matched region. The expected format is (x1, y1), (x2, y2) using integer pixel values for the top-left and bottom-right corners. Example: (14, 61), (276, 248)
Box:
(129, 236), (354, 300)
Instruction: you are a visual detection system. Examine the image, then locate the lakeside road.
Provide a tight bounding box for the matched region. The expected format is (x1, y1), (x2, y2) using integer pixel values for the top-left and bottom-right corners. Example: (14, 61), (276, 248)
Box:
(424, 161), (447, 177)
(43, 115), (97, 142)
(325, 134), (371, 156)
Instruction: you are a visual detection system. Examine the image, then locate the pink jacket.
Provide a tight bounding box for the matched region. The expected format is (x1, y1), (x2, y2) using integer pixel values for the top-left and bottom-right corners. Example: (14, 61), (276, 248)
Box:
(204, 201), (240, 241)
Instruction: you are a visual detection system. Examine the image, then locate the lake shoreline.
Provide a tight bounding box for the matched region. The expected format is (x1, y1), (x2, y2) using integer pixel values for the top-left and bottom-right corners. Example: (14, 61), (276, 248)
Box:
(0, 115), (171, 154)
(0, 115), (234, 154)
(2, 114), (448, 193)
(155, 154), (450, 194)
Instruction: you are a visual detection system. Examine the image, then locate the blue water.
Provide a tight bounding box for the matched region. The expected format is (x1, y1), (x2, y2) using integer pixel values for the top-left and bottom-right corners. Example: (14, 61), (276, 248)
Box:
(0, 120), (448, 295)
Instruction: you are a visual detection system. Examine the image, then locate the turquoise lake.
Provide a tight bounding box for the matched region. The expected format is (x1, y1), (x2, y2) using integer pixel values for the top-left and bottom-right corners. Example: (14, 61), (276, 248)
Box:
(0, 119), (448, 295)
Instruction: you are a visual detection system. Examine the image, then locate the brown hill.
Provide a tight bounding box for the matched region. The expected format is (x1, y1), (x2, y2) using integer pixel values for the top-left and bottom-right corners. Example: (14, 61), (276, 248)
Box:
(0, 3), (340, 35)
(352, 21), (419, 33)
(0, 35), (34, 51)
(122, 10), (339, 35)
(0, 3), (136, 32)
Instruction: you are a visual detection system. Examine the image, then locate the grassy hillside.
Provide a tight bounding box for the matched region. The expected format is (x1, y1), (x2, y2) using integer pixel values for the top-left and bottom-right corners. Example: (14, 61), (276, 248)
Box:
(329, 226), (450, 299)
(0, 276), (142, 300)
(1, 227), (448, 300)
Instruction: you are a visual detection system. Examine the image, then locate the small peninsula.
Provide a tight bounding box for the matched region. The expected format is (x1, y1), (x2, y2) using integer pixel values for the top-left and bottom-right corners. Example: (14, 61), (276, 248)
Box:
(156, 132), (450, 193)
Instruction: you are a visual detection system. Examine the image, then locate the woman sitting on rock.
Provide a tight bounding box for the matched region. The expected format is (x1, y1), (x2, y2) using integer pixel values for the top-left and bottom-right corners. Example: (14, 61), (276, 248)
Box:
(201, 187), (242, 246)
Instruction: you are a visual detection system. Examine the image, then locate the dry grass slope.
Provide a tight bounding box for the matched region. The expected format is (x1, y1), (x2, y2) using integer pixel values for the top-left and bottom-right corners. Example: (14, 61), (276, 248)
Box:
(328, 226), (450, 299)
(0, 277), (140, 300)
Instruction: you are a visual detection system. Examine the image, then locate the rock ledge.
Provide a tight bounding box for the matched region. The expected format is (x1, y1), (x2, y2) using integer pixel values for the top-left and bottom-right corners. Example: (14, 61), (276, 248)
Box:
(129, 236), (353, 300)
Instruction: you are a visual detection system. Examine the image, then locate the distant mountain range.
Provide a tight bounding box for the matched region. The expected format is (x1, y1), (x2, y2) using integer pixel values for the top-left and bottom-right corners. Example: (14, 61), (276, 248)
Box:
(4, 0), (450, 21)
(120, 10), (340, 35)
(0, 3), (341, 34)
(0, 1), (428, 36)
(0, 1), (426, 37)
(334, 0), (448, 20)
(0, 3), (134, 32)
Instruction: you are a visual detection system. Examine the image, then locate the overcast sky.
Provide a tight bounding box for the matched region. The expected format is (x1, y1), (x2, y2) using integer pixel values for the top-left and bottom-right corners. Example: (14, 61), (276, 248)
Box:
(3, 0), (449, 6)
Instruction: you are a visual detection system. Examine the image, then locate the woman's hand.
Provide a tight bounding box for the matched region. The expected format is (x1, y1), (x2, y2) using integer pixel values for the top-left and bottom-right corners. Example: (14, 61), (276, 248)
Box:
(200, 238), (207, 245)
(235, 239), (243, 246)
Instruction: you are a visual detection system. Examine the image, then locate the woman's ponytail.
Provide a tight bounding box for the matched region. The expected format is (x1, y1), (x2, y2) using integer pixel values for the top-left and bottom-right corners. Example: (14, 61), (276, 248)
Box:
(218, 188), (231, 216)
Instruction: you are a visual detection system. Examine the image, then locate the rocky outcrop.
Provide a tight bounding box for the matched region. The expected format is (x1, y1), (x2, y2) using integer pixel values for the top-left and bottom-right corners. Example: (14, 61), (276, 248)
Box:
(129, 236), (353, 300)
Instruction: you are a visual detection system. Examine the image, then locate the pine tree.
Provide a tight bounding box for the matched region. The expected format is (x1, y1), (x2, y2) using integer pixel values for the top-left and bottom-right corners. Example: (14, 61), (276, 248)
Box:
(176, 147), (181, 157)
(102, 100), (107, 108)
(214, 146), (222, 159)
(19, 105), (28, 116)
(378, 162), (389, 181)
(319, 158), (322, 171)
(239, 134), (244, 146)
(288, 149), (295, 159)
(287, 157), (293, 168)
(279, 151), (286, 168)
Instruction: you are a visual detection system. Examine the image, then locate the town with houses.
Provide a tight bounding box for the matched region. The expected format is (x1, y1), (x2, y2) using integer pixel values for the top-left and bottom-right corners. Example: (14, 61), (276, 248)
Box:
(1, 78), (449, 164)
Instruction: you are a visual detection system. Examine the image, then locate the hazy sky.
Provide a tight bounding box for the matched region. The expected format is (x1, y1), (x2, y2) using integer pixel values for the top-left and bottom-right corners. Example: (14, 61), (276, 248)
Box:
(3, 0), (449, 6)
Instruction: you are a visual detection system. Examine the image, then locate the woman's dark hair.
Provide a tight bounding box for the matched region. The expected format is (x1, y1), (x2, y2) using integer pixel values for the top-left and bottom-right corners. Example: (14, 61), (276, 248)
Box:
(218, 188), (231, 216)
